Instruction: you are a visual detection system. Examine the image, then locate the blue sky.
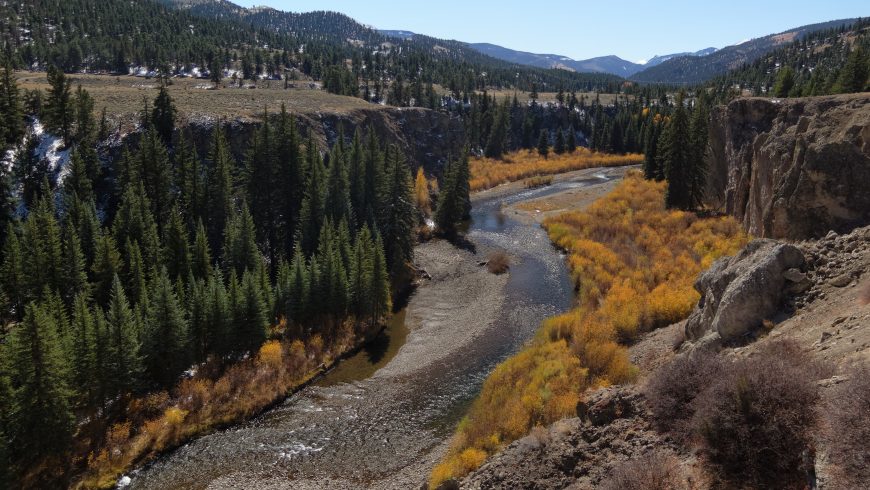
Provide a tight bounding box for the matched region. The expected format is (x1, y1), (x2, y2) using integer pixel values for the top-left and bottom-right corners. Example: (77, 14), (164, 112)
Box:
(233, 0), (868, 63)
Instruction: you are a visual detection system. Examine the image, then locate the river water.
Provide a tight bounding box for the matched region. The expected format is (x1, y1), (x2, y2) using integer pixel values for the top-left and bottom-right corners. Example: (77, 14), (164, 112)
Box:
(126, 174), (614, 489)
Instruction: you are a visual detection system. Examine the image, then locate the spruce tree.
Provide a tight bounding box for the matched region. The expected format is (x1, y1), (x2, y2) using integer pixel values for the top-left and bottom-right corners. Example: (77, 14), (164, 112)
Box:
(44, 65), (73, 143)
(297, 141), (327, 256)
(659, 92), (693, 210)
(137, 130), (173, 228)
(325, 138), (352, 224)
(7, 303), (74, 460)
(206, 270), (231, 356)
(0, 225), (24, 321)
(164, 206), (192, 282)
(91, 232), (122, 308)
(349, 226), (374, 319)
(287, 246), (309, 326)
(207, 125), (235, 253)
(537, 130), (549, 159)
(70, 293), (97, 406)
(21, 192), (64, 300)
(836, 46), (869, 94)
(73, 84), (96, 145)
(60, 222), (89, 306)
(484, 99), (509, 159)
(0, 60), (24, 147)
(191, 219), (213, 280)
(773, 66), (795, 97)
(566, 126), (577, 153)
(235, 270), (269, 353)
(381, 147), (415, 274)
(143, 269), (189, 387)
(554, 128), (566, 155)
(275, 106), (303, 257)
(151, 83), (176, 146)
(369, 234), (391, 324)
(105, 275), (142, 396)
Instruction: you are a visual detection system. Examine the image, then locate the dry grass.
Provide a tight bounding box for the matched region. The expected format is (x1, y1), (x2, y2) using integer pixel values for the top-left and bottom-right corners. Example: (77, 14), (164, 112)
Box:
(522, 175), (553, 189)
(601, 451), (702, 490)
(486, 251), (510, 274)
(470, 148), (642, 192)
(15, 72), (375, 128)
(430, 172), (747, 487)
(825, 365), (870, 488)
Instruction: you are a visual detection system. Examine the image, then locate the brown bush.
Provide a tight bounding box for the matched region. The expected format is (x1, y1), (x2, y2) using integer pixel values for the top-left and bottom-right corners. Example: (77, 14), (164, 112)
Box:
(601, 451), (697, 490)
(825, 365), (870, 488)
(644, 349), (724, 443)
(692, 341), (822, 488)
(486, 251), (510, 274)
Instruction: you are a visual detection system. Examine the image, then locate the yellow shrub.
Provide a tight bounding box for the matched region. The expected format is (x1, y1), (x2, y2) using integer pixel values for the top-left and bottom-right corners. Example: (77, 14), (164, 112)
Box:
(164, 407), (188, 425)
(469, 148), (643, 191)
(257, 340), (284, 368)
(432, 172), (748, 484)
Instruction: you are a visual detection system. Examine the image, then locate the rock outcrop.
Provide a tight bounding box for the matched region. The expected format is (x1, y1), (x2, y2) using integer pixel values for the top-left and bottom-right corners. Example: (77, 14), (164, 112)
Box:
(706, 94), (870, 240)
(684, 239), (806, 342)
(459, 387), (671, 490)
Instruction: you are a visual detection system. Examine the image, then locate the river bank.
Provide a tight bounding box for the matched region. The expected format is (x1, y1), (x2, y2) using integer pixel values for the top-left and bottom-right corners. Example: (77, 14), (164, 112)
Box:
(125, 166), (631, 489)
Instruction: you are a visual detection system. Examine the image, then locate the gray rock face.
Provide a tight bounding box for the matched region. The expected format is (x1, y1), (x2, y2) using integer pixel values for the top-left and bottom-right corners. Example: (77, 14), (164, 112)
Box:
(685, 239), (805, 341)
(706, 94), (870, 240)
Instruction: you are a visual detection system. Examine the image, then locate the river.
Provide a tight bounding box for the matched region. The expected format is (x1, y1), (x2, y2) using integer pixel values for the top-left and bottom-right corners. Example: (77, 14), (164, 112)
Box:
(125, 170), (620, 489)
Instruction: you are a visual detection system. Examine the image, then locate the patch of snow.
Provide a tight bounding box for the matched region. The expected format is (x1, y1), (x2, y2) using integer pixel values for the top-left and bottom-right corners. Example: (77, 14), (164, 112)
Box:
(425, 218), (435, 230)
(117, 475), (131, 487)
(32, 120), (71, 183)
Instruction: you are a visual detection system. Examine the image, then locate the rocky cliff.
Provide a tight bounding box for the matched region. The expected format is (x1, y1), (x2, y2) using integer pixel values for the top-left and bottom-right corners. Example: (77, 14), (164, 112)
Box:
(117, 106), (465, 176)
(706, 94), (870, 240)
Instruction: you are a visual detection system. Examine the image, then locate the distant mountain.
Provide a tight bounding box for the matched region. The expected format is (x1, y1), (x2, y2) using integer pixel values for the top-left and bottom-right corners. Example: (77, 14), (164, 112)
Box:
(465, 43), (643, 75)
(631, 18), (860, 83)
(644, 48), (718, 68)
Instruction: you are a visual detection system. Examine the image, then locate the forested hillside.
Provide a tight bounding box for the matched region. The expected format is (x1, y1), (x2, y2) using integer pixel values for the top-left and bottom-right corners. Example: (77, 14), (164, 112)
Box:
(0, 62), (458, 486)
(631, 18), (859, 84)
(0, 0), (624, 102)
(710, 18), (870, 98)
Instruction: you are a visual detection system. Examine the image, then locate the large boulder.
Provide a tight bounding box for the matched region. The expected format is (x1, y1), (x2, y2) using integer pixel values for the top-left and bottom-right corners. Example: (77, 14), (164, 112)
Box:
(705, 94), (870, 240)
(685, 239), (805, 342)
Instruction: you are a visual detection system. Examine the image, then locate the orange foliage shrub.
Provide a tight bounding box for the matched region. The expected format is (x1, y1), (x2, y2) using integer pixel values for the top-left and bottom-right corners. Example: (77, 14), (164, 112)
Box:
(469, 148), (643, 192)
(79, 321), (366, 489)
(431, 172), (747, 486)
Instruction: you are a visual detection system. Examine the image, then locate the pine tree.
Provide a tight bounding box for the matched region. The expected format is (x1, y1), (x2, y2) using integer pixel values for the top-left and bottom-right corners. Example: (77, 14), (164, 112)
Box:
(369, 234), (391, 324)
(553, 128), (566, 155)
(206, 270), (231, 356)
(484, 99), (509, 159)
(207, 125), (235, 253)
(70, 293), (97, 406)
(836, 46), (869, 94)
(60, 221), (89, 306)
(537, 130), (549, 159)
(151, 83), (176, 146)
(566, 126), (577, 153)
(0, 60), (24, 147)
(7, 303), (74, 460)
(91, 232), (122, 308)
(297, 140), (327, 256)
(143, 269), (189, 387)
(773, 66), (795, 97)
(73, 84), (96, 144)
(381, 146), (415, 274)
(287, 246), (309, 325)
(275, 106), (303, 257)
(21, 192), (64, 300)
(236, 269), (269, 353)
(348, 129), (366, 227)
(191, 219), (213, 280)
(659, 92), (694, 210)
(164, 206), (191, 282)
(349, 226), (374, 319)
(113, 182), (161, 269)
(223, 203), (260, 275)
(105, 275), (142, 396)
(44, 65), (73, 143)
(0, 224), (24, 321)
(176, 131), (204, 225)
(137, 130), (173, 228)
(324, 137), (352, 224)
